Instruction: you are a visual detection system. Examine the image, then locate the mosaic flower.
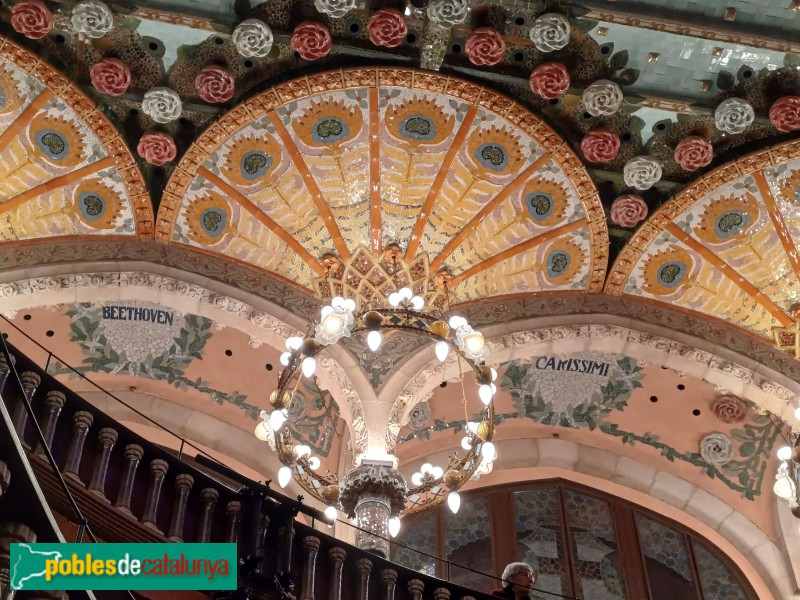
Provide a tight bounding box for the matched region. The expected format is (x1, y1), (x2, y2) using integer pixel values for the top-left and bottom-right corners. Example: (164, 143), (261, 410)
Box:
(142, 87), (182, 124)
(294, 98), (363, 149)
(714, 97), (754, 135)
(72, 179), (122, 229)
(674, 136), (713, 171)
(623, 156), (661, 190)
(28, 113), (85, 168)
(195, 66), (235, 104)
(699, 433), (734, 466)
(529, 62), (570, 99)
(137, 131), (177, 166)
(89, 58), (131, 96)
(769, 96), (800, 133)
(580, 129), (620, 164)
(529, 13), (570, 53)
(291, 22), (332, 61)
(610, 194), (647, 228)
(233, 19), (274, 58)
(222, 133), (285, 187)
(541, 238), (586, 283)
(582, 79), (623, 117)
(465, 28), (505, 66)
(314, 0), (356, 19)
(641, 247), (693, 296)
(521, 178), (569, 227)
(184, 192), (231, 246)
(71, 0), (114, 39)
(694, 192), (758, 245)
(466, 125), (525, 178)
(11, 0), (53, 40)
(367, 9), (407, 48)
(710, 394), (748, 424)
(426, 0), (469, 26)
(384, 96), (455, 149)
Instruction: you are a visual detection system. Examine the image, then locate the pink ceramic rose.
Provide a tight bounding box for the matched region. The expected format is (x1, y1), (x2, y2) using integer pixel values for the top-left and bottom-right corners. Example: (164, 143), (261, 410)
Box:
(610, 194), (648, 228)
(291, 22), (332, 61)
(769, 96), (800, 133)
(580, 129), (620, 164)
(465, 28), (505, 66)
(137, 131), (177, 166)
(89, 58), (131, 96)
(529, 62), (570, 100)
(195, 66), (235, 104)
(674, 136), (713, 171)
(367, 9), (407, 48)
(11, 0), (53, 40)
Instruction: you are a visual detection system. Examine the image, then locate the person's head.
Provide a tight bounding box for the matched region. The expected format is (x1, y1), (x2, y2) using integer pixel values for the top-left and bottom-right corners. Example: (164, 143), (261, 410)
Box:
(501, 562), (535, 593)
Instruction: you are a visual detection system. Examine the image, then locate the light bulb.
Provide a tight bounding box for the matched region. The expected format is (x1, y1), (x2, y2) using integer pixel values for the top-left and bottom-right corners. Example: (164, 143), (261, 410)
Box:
(421, 463), (433, 475)
(389, 517), (401, 538)
(270, 409), (287, 431)
(411, 296), (424, 310)
(389, 292), (401, 307)
(447, 492), (461, 514)
(399, 287), (413, 300)
(449, 315), (466, 329)
(432, 466), (443, 479)
(302, 356), (317, 377)
(411, 472), (423, 486)
(331, 296), (345, 308)
(435, 341), (450, 362)
(343, 298), (356, 311)
(778, 446), (793, 462)
(481, 441), (496, 462)
(466, 422), (478, 433)
(322, 312), (346, 337)
(295, 444), (311, 458)
(461, 436), (472, 450)
(280, 352), (291, 366)
(774, 475), (796, 500)
(255, 421), (271, 441)
(463, 331), (486, 355)
(278, 466), (292, 488)
(479, 384), (493, 405)
(286, 336), (303, 351)
(321, 305), (334, 318)
(308, 456), (321, 470)
(490, 368), (497, 381)
(368, 330), (382, 351)
(324, 505), (338, 521)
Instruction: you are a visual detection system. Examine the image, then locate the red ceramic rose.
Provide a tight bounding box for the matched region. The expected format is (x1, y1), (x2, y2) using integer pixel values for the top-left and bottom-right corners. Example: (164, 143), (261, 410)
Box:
(137, 132), (177, 166)
(465, 28), (505, 66)
(769, 96), (800, 133)
(367, 9), (407, 48)
(580, 129), (620, 164)
(89, 58), (131, 96)
(674, 136), (713, 171)
(529, 62), (570, 100)
(11, 0), (53, 40)
(195, 66), (235, 104)
(291, 22), (332, 61)
(610, 194), (648, 228)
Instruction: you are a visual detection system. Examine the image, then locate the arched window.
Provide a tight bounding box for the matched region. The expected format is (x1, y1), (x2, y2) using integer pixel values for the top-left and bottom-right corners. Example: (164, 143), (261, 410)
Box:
(391, 480), (756, 600)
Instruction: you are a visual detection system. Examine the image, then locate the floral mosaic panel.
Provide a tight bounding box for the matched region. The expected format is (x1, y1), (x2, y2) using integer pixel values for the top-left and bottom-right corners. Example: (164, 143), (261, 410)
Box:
(692, 541), (749, 600)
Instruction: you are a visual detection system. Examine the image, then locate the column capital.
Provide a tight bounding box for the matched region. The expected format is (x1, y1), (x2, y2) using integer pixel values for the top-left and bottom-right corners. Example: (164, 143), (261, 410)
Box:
(123, 444), (144, 461)
(19, 371), (41, 391)
(43, 390), (66, 409)
(200, 487), (219, 503)
(355, 558), (373, 574)
(149, 459), (169, 475)
(0, 522), (37, 548)
(328, 547), (347, 562)
(381, 569), (398, 584)
(407, 580), (425, 594)
(72, 410), (94, 428)
(175, 473), (194, 490)
(97, 427), (118, 445)
(303, 535), (321, 551)
(433, 588), (451, 600)
(226, 500), (241, 515)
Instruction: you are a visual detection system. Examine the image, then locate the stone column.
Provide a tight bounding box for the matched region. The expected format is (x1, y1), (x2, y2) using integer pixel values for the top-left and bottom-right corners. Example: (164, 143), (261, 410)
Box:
(381, 569), (398, 600)
(433, 589), (451, 600)
(300, 536), (320, 600)
(0, 461), (9, 500)
(225, 501), (241, 543)
(141, 459), (169, 532)
(36, 391), (66, 456)
(11, 371), (41, 445)
(168, 474), (194, 541)
(408, 580), (425, 600)
(115, 444), (144, 515)
(0, 352), (15, 393)
(327, 548), (346, 600)
(197, 487), (219, 543)
(63, 411), (94, 484)
(277, 516), (295, 574)
(355, 558), (372, 600)
(88, 427), (119, 500)
(0, 522), (37, 600)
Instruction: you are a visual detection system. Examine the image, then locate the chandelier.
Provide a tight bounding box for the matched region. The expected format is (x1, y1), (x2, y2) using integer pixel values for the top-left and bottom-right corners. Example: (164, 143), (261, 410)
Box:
(253, 245), (498, 556)
(773, 437), (800, 515)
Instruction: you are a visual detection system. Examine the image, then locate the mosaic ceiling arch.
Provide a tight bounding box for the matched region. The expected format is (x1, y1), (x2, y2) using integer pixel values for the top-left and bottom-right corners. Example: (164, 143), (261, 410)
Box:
(606, 138), (800, 341)
(157, 67), (608, 303)
(0, 36), (151, 242)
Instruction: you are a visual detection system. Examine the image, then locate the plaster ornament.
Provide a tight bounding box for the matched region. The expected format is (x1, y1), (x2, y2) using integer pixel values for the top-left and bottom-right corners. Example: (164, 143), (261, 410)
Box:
(286, 391), (307, 421)
(714, 97), (754, 134)
(314, 0), (356, 19)
(769, 96), (800, 133)
(529, 13), (571, 53)
(367, 9), (407, 48)
(426, 0), (469, 27)
(141, 87), (182, 124)
(465, 28), (505, 66)
(195, 66), (235, 104)
(623, 156), (662, 190)
(580, 129), (620, 163)
(291, 22), (332, 61)
(699, 433), (734, 466)
(71, 0), (114, 39)
(674, 136), (713, 171)
(232, 19), (273, 58)
(582, 79), (623, 117)
(529, 62), (570, 99)
(710, 394), (748, 424)
(609, 194), (648, 228)
(11, 0), (53, 40)
(89, 58), (131, 96)
(408, 402), (432, 430)
(136, 132), (176, 166)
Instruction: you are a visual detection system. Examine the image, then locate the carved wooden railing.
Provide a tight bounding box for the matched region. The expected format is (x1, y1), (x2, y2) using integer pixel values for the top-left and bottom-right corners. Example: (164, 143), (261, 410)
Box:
(0, 339), (499, 600)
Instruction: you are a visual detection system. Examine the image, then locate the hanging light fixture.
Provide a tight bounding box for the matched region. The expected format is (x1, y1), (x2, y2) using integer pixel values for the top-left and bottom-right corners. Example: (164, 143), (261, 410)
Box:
(773, 433), (800, 514)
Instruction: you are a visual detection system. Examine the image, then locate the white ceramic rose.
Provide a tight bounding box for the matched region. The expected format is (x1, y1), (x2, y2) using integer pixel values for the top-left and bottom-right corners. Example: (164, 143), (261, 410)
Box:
(232, 19), (274, 58)
(714, 97), (754, 134)
(71, 0), (113, 39)
(583, 79), (623, 117)
(623, 156), (662, 191)
(529, 13), (570, 52)
(314, 0), (356, 18)
(142, 87), (183, 124)
(426, 0), (469, 26)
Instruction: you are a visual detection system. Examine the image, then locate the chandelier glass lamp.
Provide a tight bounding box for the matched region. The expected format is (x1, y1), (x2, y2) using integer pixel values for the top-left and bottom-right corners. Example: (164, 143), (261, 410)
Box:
(774, 435), (800, 515)
(254, 249), (498, 557)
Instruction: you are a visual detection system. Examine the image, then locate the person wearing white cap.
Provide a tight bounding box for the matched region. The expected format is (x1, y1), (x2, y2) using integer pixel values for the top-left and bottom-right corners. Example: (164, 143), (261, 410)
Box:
(490, 562), (536, 599)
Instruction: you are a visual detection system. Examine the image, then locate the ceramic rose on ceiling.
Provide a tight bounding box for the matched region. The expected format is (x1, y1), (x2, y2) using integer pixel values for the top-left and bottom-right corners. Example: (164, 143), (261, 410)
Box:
(195, 66), (235, 104)
(232, 19), (274, 58)
(610, 194), (648, 228)
(580, 130), (620, 164)
(89, 58), (131, 96)
(529, 62), (570, 99)
(71, 0), (114, 39)
(714, 97), (754, 135)
(291, 22), (332, 61)
(673, 136), (713, 171)
(582, 80), (623, 117)
(529, 13), (571, 52)
(314, 0), (356, 19)
(426, 0), (469, 26)
(465, 28), (505, 66)
(137, 132), (177, 167)
(11, 0), (53, 40)
(623, 156), (662, 190)
(769, 96), (800, 133)
(367, 9), (407, 48)
(142, 87), (182, 124)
